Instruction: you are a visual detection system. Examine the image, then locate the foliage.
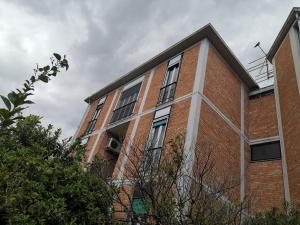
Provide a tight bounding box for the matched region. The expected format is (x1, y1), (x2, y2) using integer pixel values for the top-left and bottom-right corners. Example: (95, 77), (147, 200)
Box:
(243, 207), (300, 225)
(114, 134), (245, 225)
(0, 53), (68, 130)
(0, 54), (116, 224)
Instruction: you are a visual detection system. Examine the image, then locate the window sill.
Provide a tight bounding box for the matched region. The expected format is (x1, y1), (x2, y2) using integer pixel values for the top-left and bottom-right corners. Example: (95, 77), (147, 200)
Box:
(250, 158), (281, 163)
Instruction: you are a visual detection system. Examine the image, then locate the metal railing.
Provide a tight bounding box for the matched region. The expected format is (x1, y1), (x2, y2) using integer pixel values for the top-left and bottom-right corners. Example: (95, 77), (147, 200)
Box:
(157, 82), (177, 104)
(110, 101), (136, 123)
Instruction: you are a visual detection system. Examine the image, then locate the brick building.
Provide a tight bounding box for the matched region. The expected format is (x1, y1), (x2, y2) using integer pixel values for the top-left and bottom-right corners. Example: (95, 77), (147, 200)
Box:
(73, 8), (300, 213)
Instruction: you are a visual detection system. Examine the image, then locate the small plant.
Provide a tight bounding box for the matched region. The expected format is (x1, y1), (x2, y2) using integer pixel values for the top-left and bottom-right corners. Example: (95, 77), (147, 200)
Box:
(0, 53), (68, 130)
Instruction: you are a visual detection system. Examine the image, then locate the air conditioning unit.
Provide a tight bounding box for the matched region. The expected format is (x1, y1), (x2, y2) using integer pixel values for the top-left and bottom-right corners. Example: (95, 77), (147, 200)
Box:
(106, 137), (121, 155)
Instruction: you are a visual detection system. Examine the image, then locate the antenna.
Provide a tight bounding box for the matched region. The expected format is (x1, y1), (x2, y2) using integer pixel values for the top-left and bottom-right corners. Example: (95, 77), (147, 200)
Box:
(247, 42), (274, 84)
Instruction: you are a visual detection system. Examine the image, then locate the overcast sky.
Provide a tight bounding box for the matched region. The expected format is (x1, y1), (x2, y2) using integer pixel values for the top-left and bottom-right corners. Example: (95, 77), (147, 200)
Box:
(0, 0), (299, 138)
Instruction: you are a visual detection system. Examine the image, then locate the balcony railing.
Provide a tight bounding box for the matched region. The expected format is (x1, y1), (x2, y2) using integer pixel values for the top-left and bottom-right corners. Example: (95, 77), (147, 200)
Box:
(157, 82), (177, 105)
(110, 101), (136, 124)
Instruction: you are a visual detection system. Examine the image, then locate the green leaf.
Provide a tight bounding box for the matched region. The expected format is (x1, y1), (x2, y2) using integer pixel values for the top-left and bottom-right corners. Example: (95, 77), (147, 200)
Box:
(30, 76), (36, 82)
(39, 75), (49, 83)
(1, 95), (11, 111)
(0, 108), (10, 118)
(44, 65), (50, 72)
(24, 100), (34, 104)
(8, 92), (17, 105)
(53, 53), (61, 60)
(51, 66), (58, 72)
(24, 83), (30, 90)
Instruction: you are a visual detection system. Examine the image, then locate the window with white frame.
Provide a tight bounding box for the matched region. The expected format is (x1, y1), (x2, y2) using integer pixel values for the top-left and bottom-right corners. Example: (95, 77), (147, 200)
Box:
(143, 106), (171, 171)
(157, 54), (182, 104)
(85, 96), (106, 134)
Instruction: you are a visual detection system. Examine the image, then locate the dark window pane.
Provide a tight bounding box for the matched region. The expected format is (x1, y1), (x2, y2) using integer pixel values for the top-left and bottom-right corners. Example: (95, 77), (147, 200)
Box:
(111, 83), (141, 123)
(158, 61), (180, 105)
(119, 83), (142, 101)
(251, 141), (281, 161)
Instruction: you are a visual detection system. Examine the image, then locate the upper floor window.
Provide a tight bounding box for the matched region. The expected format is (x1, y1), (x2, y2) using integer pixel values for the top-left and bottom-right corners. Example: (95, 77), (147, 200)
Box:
(143, 106), (171, 171)
(85, 96), (106, 134)
(251, 141), (281, 162)
(110, 82), (142, 124)
(157, 54), (182, 105)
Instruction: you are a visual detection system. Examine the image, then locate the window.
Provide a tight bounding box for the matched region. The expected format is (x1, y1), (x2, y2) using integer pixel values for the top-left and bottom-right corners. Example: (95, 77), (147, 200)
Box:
(251, 141), (281, 162)
(131, 187), (149, 215)
(143, 107), (170, 171)
(81, 136), (89, 145)
(110, 82), (142, 123)
(157, 54), (182, 104)
(129, 185), (150, 224)
(85, 96), (106, 134)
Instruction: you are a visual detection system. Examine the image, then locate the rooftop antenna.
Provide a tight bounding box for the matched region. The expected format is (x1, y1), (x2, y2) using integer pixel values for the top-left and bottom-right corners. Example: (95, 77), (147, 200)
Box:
(247, 42), (274, 84)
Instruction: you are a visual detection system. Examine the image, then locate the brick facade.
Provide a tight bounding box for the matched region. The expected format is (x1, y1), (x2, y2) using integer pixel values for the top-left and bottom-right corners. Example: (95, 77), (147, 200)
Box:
(74, 13), (300, 215)
(274, 35), (300, 204)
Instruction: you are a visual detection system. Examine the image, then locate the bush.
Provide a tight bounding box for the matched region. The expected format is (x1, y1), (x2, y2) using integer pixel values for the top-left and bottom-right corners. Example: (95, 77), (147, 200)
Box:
(243, 207), (300, 225)
(0, 54), (116, 224)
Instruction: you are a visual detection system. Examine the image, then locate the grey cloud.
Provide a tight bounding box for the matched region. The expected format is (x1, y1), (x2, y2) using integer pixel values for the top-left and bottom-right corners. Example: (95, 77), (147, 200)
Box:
(1, 0), (299, 138)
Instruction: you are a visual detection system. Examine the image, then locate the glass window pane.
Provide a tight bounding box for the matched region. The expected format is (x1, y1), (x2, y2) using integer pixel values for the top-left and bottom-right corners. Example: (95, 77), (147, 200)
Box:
(151, 127), (160, 147)
(157, 124), (166, 147)
(167, 68), (174, 85)
(172, 66), (179, 83)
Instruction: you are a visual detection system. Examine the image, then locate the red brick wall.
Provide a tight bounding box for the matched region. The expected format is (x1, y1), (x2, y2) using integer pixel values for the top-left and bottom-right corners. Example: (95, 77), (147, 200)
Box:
(246, 156), (284, 212)
(275, 35), (300, 203)
(204, 45), (241, 128)
(248, 94), (278, 140)
(197, 102), (240, 201)
(143, 62), (168, 111)
(245, 86), (283, 213)
(175, 44), (200, 98)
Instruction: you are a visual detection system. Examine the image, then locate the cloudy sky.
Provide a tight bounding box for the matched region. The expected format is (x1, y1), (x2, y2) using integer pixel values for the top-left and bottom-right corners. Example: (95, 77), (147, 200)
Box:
(0, 0), (299, 138)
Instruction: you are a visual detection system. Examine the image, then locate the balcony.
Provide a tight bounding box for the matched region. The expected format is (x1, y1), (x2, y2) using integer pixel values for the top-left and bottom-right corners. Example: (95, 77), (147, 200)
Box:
(110, 101), (136, 124)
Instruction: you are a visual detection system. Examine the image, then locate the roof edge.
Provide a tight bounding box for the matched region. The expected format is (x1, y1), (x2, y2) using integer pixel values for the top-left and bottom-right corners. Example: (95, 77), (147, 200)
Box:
(249, 84), (274, 97)
(85, 24), (258, 103)
(267, 7), (300, 62)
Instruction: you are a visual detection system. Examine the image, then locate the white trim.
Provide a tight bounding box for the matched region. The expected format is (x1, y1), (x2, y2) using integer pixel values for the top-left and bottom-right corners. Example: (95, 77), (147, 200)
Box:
(288, 26), (300, 95)
(249, 135), (280, 145)
(89, 89), (249, 146)
(122, 75), (144, 91)
(117, 69), (155, 179)
(273, 58), (291, 203)
(180, 38), (209, 191)
(154, 106), (171, 118)
(71, 104), (91, 143)
(87, 90), (120, 163)
(240, 84), (245, 205)
(168, 54), (182, 67)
